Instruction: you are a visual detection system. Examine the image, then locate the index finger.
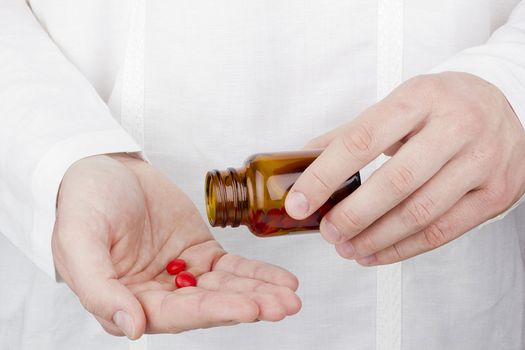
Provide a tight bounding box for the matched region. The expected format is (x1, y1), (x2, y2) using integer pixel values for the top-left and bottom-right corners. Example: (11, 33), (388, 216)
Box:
(285, 97), (425, 219)
(213, 254), (299, 291)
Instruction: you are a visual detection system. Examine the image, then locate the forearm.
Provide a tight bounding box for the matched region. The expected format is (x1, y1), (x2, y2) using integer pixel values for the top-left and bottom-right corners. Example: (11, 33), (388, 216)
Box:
(429, 1), (525, 222)
(0, 0), (140, 279)
(430, 1), (525, 129)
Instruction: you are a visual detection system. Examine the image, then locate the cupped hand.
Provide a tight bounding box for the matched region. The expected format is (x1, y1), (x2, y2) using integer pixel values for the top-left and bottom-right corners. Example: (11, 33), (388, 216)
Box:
(285, 72), (525, 265)
(52, 153), (301, 340)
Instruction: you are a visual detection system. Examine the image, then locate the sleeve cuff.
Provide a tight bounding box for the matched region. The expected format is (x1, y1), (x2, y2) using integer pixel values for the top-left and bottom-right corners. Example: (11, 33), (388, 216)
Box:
(429, 53), (525, 227)
(31, 129), (142, 280)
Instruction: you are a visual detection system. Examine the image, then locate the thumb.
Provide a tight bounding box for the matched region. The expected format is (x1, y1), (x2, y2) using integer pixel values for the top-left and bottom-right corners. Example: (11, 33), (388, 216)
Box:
(52, 221), (146, 340)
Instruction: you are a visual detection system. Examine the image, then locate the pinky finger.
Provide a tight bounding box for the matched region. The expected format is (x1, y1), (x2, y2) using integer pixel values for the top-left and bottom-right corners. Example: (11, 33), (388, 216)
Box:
(357, 188), (499, 266)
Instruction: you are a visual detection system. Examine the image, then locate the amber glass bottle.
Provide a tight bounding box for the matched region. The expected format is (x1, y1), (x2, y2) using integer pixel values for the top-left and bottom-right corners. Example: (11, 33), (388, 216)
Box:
(205, 150), (361, 237)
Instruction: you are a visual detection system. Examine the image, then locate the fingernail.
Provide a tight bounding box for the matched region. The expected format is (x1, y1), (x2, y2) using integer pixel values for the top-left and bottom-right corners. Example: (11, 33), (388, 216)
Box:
(339, 240), (355, 258)
(113, 311), (134, 339)
(286, 191), (309, 218)
(357, 254), (377, 266)
(322, 220), (342, 243)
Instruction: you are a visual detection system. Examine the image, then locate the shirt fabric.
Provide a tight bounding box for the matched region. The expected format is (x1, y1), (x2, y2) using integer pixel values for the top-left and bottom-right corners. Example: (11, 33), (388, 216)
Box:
(0, 0), (525, 349)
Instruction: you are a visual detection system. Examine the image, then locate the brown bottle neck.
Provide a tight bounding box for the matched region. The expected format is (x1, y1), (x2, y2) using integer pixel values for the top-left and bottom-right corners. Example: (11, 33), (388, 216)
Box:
(205, 168), (249, 228)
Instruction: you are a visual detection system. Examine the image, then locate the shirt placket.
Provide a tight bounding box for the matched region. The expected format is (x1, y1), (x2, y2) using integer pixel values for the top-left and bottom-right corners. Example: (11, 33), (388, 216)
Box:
(121, 0), (146, 150)
(376, 0), (404, 350)
(122, 0), (148, 349)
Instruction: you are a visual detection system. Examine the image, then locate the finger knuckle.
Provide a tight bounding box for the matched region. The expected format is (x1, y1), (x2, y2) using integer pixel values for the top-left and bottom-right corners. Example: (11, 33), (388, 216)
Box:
(378, 242), (404, 264)
(384, 164), (415, 197)
(197, 294), (208, 316)
(401, 194), (435, 230)
(391, 242), (403, 261)
(462, 104), (483, 124)
(484, 183), (514, 212)
(388, 99), (414, 116)
(466, 145), (499, 174)
(354, 234), (380, 256)
(405, 74), (443, 99)
(78, 291), (98, 315)
(422, 222), (449, 249)
(454, 105), (484, 135)
(306, 136), (325, 148)
(340, 206), (365, 232)
(310, 167), (336, 197)
(382, 242), (403, 263)
(340, 123), (376, 161)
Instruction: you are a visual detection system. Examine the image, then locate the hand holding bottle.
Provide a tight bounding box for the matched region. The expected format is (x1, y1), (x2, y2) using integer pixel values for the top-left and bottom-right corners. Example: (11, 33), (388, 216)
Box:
(285, 72), (525, 265)
(52, 153), (301, 339)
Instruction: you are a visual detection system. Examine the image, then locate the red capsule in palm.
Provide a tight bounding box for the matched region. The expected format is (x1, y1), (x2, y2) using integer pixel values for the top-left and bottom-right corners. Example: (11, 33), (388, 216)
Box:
(175, 271), (197, 288)
(166, 258), (186, 275)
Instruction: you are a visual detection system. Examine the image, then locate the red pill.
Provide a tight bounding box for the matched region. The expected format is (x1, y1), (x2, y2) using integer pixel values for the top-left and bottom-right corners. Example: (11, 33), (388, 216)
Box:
(267, 208), (283, 222)
(175, 271), (197, 288)
(166, 258), (186, 275)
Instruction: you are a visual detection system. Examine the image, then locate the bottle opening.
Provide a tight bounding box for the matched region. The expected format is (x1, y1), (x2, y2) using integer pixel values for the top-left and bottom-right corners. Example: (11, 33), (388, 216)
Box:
(205, 171), (218, 226)
(204, 169), (248, 228)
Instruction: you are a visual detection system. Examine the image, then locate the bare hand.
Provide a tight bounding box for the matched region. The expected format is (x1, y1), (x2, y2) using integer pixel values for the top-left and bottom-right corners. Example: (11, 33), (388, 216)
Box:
(52, 153), (301, 339)
(285, 72), (525, 265)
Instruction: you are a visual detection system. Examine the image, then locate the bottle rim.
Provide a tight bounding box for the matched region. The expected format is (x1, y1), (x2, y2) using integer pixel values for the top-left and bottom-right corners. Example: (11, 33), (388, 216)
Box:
(205, 168), (248, 228)
(205, 170), (218, 226)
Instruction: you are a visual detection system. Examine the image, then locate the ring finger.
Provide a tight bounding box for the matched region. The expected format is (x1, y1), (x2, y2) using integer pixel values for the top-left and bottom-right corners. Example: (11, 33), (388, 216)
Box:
(320, 120), (464, 244)
(336, 154), (484, 259)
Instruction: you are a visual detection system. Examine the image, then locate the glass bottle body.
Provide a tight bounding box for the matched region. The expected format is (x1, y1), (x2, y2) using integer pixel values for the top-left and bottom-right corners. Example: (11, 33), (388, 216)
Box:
(205, 150), (360, 237)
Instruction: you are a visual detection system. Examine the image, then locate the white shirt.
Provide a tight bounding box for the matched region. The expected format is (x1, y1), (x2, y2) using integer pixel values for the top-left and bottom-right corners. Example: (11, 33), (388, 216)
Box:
(1, 0), (525, 349)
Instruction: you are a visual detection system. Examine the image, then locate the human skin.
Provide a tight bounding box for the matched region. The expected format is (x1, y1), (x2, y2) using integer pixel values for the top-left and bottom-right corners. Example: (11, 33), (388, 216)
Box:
(285, 72), (525, 265)
(52, 153), (301, 340)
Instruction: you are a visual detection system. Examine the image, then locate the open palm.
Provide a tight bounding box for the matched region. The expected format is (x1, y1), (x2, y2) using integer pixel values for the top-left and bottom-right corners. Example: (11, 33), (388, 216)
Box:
(52, 153), (301, 339)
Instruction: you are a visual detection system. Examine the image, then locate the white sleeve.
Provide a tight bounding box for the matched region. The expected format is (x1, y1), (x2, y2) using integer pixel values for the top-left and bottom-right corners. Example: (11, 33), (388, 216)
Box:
(429, 1), (525, 224)
(0, 1), (141, 279)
